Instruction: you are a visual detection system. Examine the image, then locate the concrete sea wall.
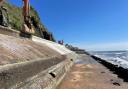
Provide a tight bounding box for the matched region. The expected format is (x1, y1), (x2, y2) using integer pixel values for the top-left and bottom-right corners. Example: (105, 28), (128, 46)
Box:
(0, 26), (19, 37)
(0, 56), (74, 89)
(0, 25), (77, 89)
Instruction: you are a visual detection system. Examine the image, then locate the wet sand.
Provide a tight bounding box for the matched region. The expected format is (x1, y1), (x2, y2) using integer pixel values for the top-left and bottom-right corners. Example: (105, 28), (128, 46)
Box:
(57, 54), (128, 89)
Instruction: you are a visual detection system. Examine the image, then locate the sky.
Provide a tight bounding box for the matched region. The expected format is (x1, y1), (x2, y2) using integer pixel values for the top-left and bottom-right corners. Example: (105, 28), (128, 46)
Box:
(8, 0), (128, 51)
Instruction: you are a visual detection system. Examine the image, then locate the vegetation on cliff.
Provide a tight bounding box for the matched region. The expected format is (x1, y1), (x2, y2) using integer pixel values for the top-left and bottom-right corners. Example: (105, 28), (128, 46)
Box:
(2, 1), (55, 41)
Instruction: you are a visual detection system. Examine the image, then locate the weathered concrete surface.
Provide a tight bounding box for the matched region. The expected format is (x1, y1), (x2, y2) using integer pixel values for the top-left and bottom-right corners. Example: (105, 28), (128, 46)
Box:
(0, 25), (19, 37)
(0, 57), (63, 89)
(0, 33), (62, 65)
(0, 26), (77, 89)
(0, 26), (77, 65)
(57, 54), (128, 89)
(32, 36), (73, 55)
(0, 57), (74, 89)
(20, 58), (74, 89)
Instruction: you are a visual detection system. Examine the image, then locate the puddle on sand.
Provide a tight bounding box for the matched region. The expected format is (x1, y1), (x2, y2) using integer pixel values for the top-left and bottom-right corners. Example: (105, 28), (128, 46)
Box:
(75, 58), (98, 64)
(75, 59), (87, 64)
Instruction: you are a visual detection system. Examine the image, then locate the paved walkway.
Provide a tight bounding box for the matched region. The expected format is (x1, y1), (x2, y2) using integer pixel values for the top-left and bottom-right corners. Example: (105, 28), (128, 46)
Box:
(57, 54), (128, 89)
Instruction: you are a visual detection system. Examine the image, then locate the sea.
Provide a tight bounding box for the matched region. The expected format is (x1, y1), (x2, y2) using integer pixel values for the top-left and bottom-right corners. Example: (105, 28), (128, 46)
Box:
(90, 50), (128, 69)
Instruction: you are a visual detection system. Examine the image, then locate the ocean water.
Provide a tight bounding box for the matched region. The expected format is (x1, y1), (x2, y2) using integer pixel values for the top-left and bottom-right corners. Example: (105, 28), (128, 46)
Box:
(91, 51), (128, 60)
(90, 50), (128, 69)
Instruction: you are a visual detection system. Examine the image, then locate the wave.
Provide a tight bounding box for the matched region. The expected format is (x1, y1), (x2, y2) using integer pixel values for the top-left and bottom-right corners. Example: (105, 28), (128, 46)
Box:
(94, 54), (128, 69)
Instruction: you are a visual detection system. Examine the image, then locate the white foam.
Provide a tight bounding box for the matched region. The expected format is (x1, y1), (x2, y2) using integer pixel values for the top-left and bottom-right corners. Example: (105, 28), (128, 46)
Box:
(95, 54), (128, 69)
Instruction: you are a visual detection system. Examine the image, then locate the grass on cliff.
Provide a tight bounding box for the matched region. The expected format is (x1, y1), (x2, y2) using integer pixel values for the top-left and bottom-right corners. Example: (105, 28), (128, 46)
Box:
(2, 1), (55, 41)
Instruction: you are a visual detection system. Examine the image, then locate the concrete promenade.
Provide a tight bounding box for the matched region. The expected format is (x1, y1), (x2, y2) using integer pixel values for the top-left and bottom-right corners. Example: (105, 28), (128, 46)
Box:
(57, 54), (128, 89)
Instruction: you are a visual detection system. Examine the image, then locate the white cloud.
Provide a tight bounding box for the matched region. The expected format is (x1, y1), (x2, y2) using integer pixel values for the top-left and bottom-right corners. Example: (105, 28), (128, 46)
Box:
(72, 42), (128, 51)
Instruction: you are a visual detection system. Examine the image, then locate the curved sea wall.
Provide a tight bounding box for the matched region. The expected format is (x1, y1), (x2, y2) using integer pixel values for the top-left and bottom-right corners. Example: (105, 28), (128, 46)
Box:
(0, 56), (74, 89)
(0, 26), (78, 89)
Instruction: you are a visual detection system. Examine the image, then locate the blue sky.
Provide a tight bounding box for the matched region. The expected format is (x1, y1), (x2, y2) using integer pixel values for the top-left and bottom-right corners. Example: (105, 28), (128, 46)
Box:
(8, 0), (128, 51)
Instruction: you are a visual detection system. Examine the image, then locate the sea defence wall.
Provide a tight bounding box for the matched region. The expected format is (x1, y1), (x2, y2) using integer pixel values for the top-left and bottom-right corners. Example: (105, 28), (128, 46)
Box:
(32, 36), (73, 55)
(0, 26), (19, 37)
(0, 56), (74, 89)
(0, 26), (77, 89)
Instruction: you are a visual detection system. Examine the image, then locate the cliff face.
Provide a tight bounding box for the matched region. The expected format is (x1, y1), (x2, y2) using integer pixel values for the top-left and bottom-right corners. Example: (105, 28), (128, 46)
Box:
(1, 1), (55, 41)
